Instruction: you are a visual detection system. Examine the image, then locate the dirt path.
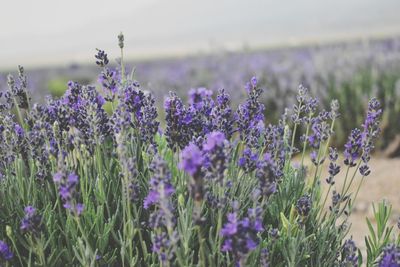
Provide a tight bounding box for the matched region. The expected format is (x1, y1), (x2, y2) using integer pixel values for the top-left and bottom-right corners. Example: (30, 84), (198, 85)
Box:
(306, 156), (400, 258)
(338, 157), (400, 251)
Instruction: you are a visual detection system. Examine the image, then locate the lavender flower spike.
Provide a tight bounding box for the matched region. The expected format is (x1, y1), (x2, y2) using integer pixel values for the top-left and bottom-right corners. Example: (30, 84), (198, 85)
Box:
(0, 240), (13, 262)
(53, 171), (84, 216)
(179, 143), (204, 202)
(145, 155), (177, 264)
(379, 244), (400, 267)
(340, 238), (358, 266)
(20, 206), (43, 236)
(203, 131), (230, 184)
(236, 77), (265, 149)
(221, 205), (263, 266)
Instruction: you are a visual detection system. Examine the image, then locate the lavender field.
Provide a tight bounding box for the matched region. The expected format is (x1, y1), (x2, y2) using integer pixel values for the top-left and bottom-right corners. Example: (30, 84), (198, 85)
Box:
(1, 33), (400, 266)
(3, 36), (400, 150)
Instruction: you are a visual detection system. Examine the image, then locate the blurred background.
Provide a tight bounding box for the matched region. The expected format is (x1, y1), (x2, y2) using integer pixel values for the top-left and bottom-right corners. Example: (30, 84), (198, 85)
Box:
(1, 0), (400, 251)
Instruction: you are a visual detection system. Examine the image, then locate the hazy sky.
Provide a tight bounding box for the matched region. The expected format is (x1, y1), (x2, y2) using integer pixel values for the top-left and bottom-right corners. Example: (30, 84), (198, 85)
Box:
(1, 0), (400, 69)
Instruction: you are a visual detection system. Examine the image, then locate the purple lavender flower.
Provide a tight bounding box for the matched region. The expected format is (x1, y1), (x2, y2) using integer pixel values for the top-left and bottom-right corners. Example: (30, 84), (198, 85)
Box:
(112, 82), (159, 144)
(53, 171), (84, 216)
(179, 143), (204, 202)
(188, 87), (214, 111)
(251, 76), (257, 87)
(164, 92), (193, 151)
(139, 93), (160, 144)
(61, 81), (110, 153)
(359, 165), (371, 176)
(343, 128), (362, 167)
(114, 132), (141, 203)
(307, 112), (330, 150)
(98, 68), (118, 96)
(221, 206), (263, 266)
(236, 77), (265, 149)
(203, 131), (226, 151)
(20, 206), (43, 236)
(6, 65), (31, 109)
(343, 98), (382, 175)
(14, 124), (24, 138)
(291, 85), (308, 124)
(0, 113), (29, 172)
(326, 147), (340, 185)
(296, 195), (312, 218)
(263, 122), (286, 178)
(144, 156), (175, 210)
(304, 97), (319, 120)
(145, 156), (177, 264)
(358, 98), (382, 176)
(26, 104), (60, 179)
(210, 89), (234, 139)
(95, 49), (109, 67)
(151, 232), (172, 263)
(179, 143), (203, 177)
(260, 248), (270, 267)
(0, 240), (13, 262)
(341, 238), (358, 266)
(329, 190), (341, 214)
(379, 244), (400, 267)
(238, 147), (258, 173)
(255, 153), (278, 199)
(362, 98), (382, 140)
(186, 88), (215, 138)
(203, 131), (230, 184)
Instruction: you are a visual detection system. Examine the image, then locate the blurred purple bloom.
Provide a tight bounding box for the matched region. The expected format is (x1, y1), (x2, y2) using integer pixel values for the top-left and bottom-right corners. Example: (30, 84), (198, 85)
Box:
(180, 143), (205, 202)
(341, 238), (358, 266)
(210, 89), (235, 138)
(344, 128), (362, 167)
(221, 206), (263, 265)
(164, 92), (193, 150)
(0, 240), (13, 261)
(14, 124), (24, 138)
(145, 156), (177, 263)
(238, 147), (258, 173)
(236, 77), (265, 149)
(254, 153), (278, 199)
(379, 244), (400, 267)
(20, 206), (43, 236)
(203, 131), (226, 152)
(296, 195), (312, 218)
(53, 171), (84, 216)
(179, 143), (204, 177)
(203, 131), (230, 185)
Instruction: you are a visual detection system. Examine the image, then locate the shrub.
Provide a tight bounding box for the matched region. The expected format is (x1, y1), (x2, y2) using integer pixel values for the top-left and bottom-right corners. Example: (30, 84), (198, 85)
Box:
(0, 34), (397, 267)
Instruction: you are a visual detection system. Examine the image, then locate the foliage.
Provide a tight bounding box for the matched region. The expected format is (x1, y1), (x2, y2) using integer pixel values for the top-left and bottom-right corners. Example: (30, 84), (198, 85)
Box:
(0, 34), (396, 267)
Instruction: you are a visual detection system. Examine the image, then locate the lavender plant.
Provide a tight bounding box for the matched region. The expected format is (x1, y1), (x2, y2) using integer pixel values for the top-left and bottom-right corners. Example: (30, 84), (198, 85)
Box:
(0, 34), (396, 267)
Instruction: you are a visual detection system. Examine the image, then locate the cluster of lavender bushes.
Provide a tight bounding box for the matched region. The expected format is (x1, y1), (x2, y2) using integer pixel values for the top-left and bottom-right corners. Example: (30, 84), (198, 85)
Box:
(3, 37), (400, 150)
(131, 37), (400, 151)
(1, 35), (400, 267)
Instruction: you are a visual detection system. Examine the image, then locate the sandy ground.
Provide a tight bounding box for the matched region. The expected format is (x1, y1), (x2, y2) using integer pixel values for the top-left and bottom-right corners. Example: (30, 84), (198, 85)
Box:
(319, 157), (400, 253)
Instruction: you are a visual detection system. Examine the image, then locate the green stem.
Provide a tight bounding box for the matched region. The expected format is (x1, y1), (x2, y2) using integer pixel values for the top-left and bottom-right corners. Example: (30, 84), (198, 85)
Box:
(287, 100), (303, 168)
(74, 216), (94, 257)
(350, 174), (366, 212)
(318, 184), (332, 222)
(197, 225), (206, 267)
(300, 118), (312, 166)
(311, 144), (323, 192)
(342, 160), (362, 198)
(340, 166), (351, 196)
(121, 47), (125, 83)
(13, 97), (24, 127)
